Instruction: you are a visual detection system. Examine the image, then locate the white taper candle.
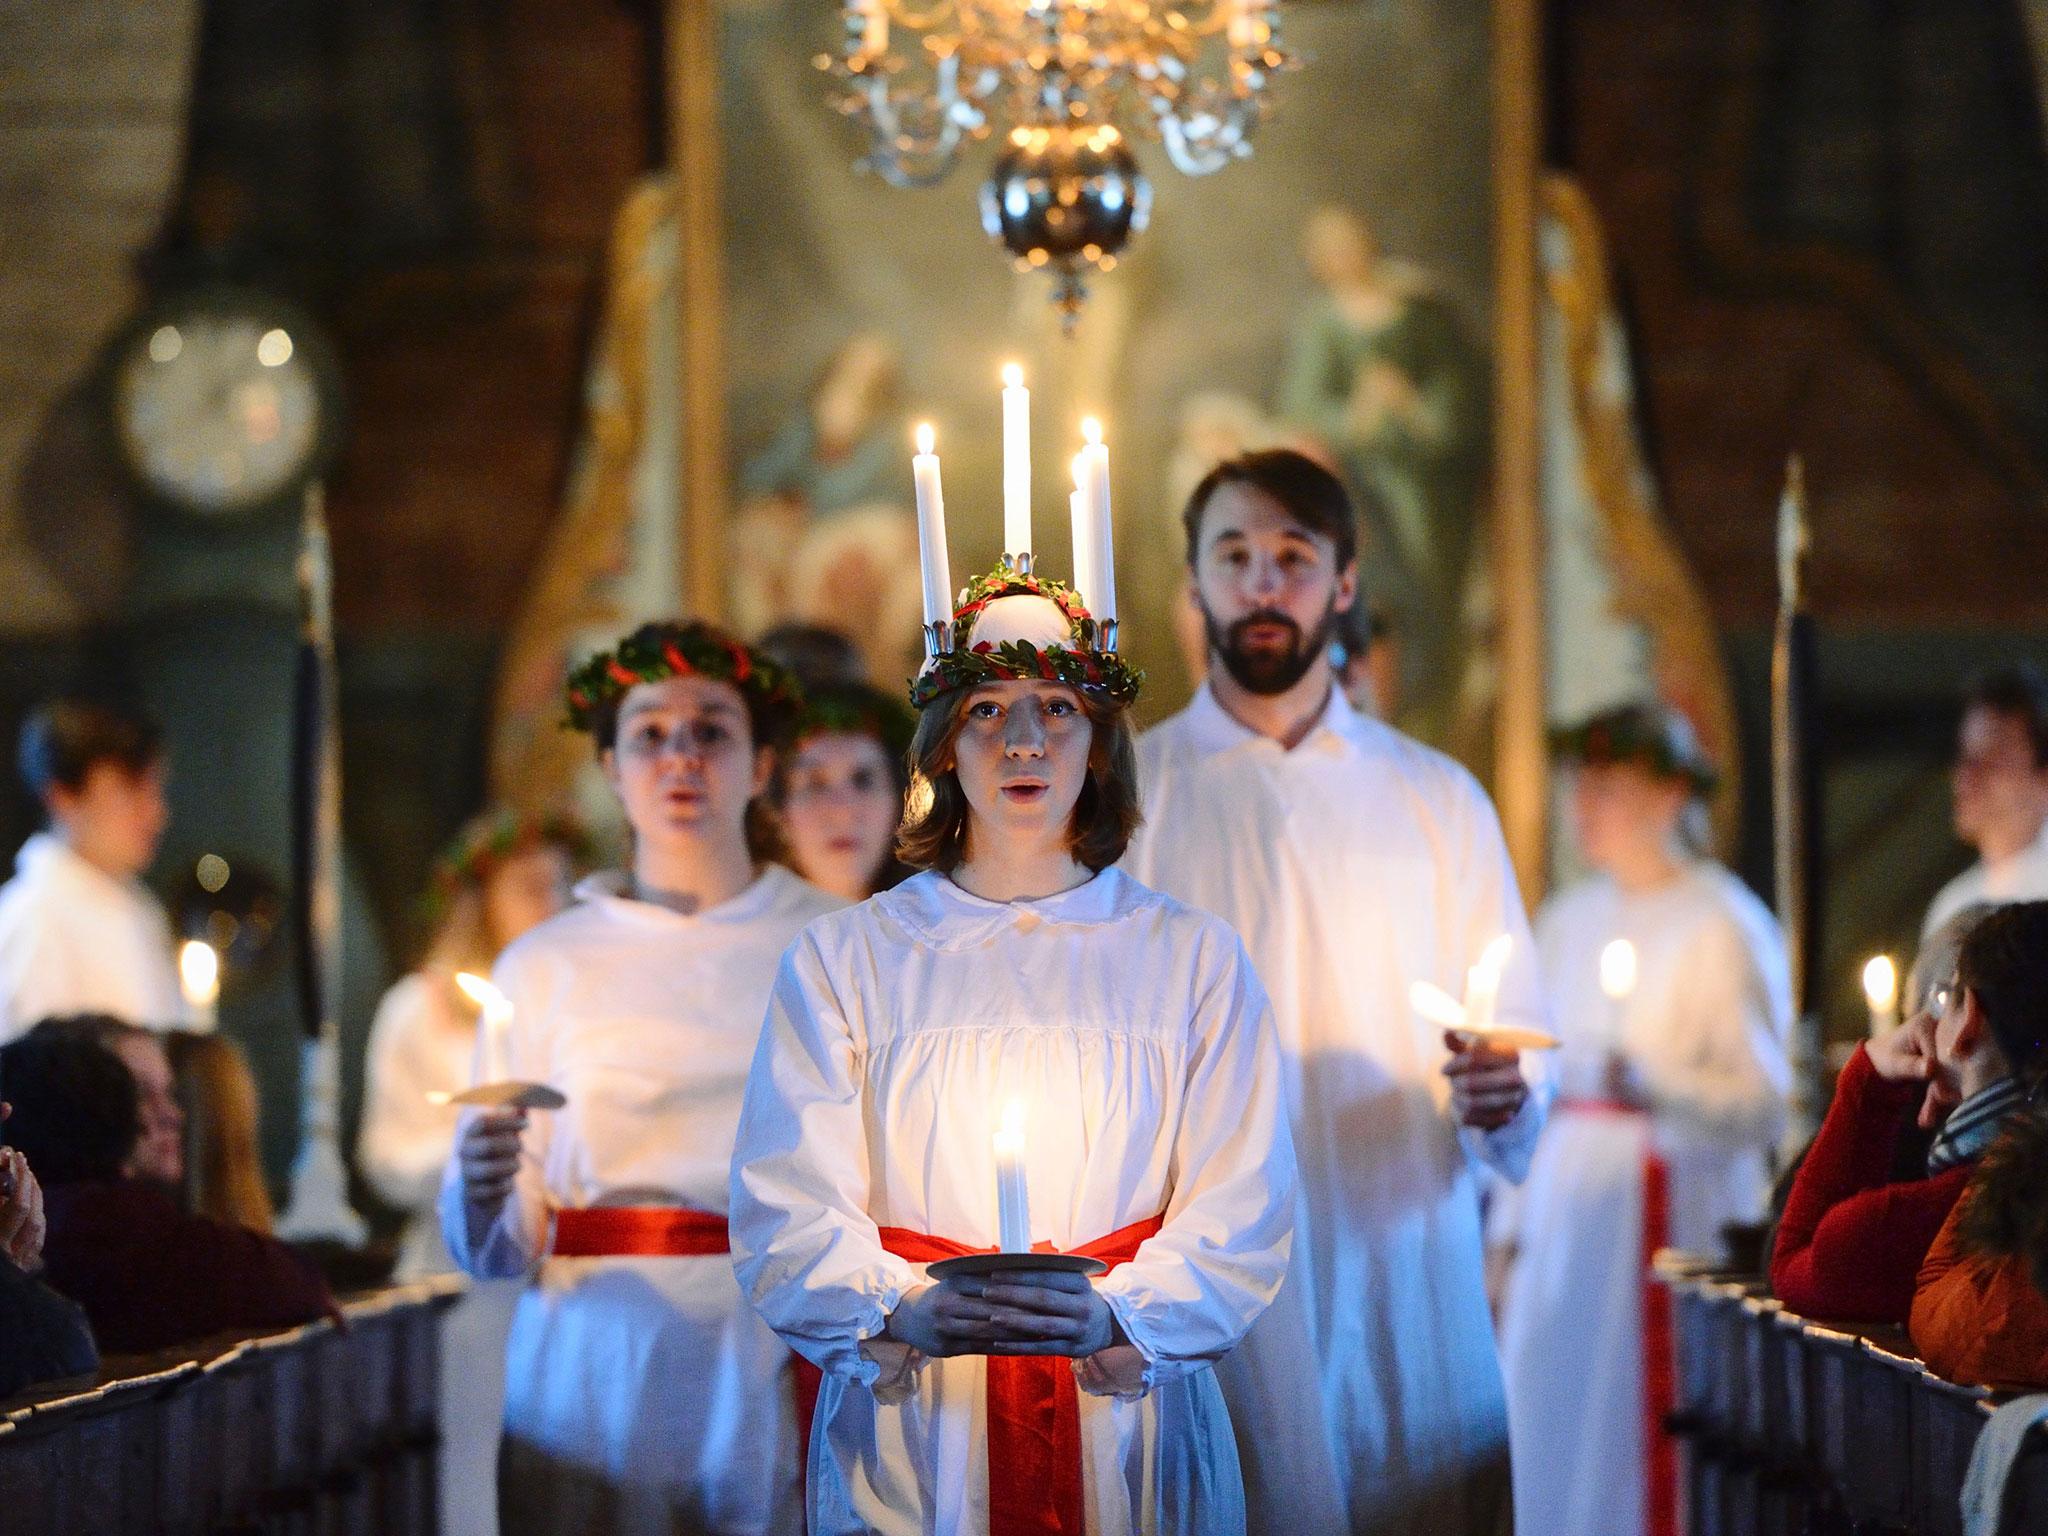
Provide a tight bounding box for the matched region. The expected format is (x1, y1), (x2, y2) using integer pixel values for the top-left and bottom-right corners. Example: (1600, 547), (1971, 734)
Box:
(1078, 418), (1115, 625)
(992, 1098), (1032, 1252)
(1002, 364), (1031, 564)
(912, 423), (953, 632)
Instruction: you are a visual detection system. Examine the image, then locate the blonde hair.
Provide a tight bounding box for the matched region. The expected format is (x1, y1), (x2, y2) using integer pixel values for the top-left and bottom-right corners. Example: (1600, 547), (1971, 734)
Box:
(165, 1030), (275, 1233)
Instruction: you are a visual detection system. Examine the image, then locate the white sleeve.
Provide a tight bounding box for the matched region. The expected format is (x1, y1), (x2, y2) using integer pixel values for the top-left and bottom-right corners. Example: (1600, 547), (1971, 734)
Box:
(437, 947), (556, 1279)
(1094, 931), (1297, 1392)
(728, 932), (921, 1385)
(1633, 915), (1790, 1147)
(1451, 774), (1555, 1185)
(358, 978), (462, 1214)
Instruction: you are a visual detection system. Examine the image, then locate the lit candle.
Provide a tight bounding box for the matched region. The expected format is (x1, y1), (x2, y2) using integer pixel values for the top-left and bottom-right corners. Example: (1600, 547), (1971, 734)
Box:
(1598, 936), (1637, 1054)
(1227, 0), (1262, 51)
(1076, 418), (1116, 625)
(1069, 452), (1095, 617)
(1463, 933), (1513, 1036)
(992, 1098), (1032, 1253)
(1002, 364), (1031, 566)
(455, 971), (515, 1086)
(912, 423), (953, 634)
(179, 940), (220, 1031)
(1862, 954), (1900, 1039)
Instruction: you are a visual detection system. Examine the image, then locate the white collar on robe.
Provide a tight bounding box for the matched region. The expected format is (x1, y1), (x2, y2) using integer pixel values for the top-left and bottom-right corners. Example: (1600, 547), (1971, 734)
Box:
(1180, 678), (1354, 761)
(571, 863), (808, 930)
(13, 831), (148, 902)
(872, 866), (1154, 951)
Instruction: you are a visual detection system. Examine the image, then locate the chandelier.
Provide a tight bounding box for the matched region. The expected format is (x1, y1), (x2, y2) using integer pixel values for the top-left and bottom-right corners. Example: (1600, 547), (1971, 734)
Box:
(821, 0), (1292, 324)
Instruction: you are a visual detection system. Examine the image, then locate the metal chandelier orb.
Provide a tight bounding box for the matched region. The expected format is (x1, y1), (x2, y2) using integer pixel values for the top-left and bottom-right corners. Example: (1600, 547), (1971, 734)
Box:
(979, 123), (1151, 323)
(821, 0), (1291, 322)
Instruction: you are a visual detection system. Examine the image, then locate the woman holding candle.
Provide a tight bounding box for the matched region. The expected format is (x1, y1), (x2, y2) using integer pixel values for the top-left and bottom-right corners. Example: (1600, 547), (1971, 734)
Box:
(438, 624), (841, 1536)
(1492, 700), (1791, 1536)
(730, 535), (1298, 1533)
(357, 808), (583, 1280)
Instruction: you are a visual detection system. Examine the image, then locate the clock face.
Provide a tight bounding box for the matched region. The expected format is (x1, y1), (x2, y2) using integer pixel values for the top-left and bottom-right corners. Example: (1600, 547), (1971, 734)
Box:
(114, 302), (330, 517)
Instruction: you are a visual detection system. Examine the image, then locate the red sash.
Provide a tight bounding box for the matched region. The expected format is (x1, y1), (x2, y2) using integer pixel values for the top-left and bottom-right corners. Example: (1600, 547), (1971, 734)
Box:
(547, 1206), (825, 1471)
(877, 1215), (1164, 1536)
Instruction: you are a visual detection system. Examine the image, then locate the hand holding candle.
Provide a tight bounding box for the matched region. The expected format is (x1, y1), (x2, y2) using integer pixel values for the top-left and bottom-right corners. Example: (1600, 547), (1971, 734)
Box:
(431, 973), (566, 1109)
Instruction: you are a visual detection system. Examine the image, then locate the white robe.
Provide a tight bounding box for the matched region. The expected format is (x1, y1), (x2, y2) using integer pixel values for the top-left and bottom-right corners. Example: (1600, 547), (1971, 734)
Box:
(0, 832), (195, 1041)
(1494, 863), (1790, 1536)
(1126, 682), (1552, 1536)
(436, 865), (841, 1536)
(729, 866), (1297, 1536)
(360, 971), (473, 1279)
(1922, 820), (2048, 939)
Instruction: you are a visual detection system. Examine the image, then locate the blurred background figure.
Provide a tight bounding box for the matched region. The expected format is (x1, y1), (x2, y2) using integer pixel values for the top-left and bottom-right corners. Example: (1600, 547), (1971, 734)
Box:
(1494, 701), (1790, 1536)
(1330, 601), (1397, 720)
(1, 1015), (332, 1355)
(358, 809), (581, 1280)
(0, 699), (191, 1042)
(755, 623), (869, 693)
(1923, 664), (2048, 940)
(763, 681), (914, 903)
(165, 1031), (275, 1232)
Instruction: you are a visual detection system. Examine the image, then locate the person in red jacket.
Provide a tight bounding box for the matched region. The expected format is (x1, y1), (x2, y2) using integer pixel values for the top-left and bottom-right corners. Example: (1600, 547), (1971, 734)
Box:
(0, 1016), (333, 1355)
(1771, 902), (2025, 1322)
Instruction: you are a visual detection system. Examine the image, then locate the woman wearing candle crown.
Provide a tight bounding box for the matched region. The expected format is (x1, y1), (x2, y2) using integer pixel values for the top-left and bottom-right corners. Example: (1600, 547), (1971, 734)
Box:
(730, 540), (1298, 1532)
(1491, 700), (1791, 1536)
(437, 620), (842, 1536)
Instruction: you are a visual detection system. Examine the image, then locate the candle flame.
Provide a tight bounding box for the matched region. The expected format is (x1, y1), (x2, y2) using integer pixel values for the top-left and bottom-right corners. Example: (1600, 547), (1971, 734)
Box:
(1409, 981), (1468, 1030)
(1599, 938), (1638, 1002)
(178, 939), (220, 1007)
(1081, 416), (1103, 446)
(454, 971), (509, 1015)
(999, 1097), (1027, 1141)
(1862, 953), (1898, 1013)
(914, 421), (936, 456)
(1002, 362), (1023, 389)
(1475, 932), (1513, 985)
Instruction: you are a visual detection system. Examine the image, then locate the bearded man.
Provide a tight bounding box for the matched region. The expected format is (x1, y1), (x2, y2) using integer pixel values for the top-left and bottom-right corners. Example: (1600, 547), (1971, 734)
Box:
(1126, 448), (1551, 1536)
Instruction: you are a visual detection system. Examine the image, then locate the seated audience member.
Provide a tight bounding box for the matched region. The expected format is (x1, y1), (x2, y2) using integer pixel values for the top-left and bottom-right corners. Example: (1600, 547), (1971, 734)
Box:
(1, 1017), (332, 1354)
(165, 1031), (274, 1231)
(1909, 903), (2048, 1385)
(0, 1099), (96, 1397)
(359, 809), (578, 1279)
(0, 698), (192, 1042)
(1771, 904), (2018, 1322)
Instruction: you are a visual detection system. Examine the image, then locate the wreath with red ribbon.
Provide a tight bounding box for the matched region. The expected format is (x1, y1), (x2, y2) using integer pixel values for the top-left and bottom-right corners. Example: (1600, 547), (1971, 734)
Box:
(909, 567), (1142, 710)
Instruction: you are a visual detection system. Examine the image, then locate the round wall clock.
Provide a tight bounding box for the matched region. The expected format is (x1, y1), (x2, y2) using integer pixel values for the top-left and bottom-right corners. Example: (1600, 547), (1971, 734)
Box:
(107, 285), (344, 521)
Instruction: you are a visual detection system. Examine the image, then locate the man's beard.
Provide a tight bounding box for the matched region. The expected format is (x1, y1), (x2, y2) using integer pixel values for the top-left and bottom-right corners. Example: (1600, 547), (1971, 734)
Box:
(1203, 599), (1339, 697)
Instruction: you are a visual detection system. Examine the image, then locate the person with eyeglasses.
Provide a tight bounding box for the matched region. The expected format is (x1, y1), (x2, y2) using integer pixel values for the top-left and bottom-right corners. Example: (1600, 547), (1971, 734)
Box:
(1769, 902), (2024, 1323)
(1909, 901), (2048, 1386)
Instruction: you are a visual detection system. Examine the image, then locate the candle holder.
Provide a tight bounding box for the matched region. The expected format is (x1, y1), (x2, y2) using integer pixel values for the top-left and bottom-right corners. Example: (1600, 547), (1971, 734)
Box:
(927, 1251), (1109, 1280)
(1003, 551), (1035, 580)
(428, 1080), (567, 1110)
(1097, 617), (1118, 653)
(923, 618), (956, 660)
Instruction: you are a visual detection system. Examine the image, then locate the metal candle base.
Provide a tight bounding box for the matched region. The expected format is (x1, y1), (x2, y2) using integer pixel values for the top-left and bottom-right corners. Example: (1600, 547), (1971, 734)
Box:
(924, 619), (956, 659)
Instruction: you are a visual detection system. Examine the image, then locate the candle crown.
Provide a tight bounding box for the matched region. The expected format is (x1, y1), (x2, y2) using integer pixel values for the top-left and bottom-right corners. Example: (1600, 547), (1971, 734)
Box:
(907, 565), (1143, 710)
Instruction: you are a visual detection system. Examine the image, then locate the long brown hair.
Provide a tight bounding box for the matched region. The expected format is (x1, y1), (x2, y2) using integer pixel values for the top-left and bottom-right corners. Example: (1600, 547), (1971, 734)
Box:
(165, 1030), (275, 1233)
(895, 684), (1141, 873)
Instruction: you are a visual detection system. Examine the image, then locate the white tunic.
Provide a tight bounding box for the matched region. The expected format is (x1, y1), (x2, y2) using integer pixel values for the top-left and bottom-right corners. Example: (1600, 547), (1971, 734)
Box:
(1922, 820), (2048, 939)
(1126, 683), (1552, 1536)
(437, 865), (842, 1536)
(360, 971), (473, 1279)
(0, 832), (194, 1042)
(729, 867), (1297, 1536)
(1495, 863), (1791, 1536)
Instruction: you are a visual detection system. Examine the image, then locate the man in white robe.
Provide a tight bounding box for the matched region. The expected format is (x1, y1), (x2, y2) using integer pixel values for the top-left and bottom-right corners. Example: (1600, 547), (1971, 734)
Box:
(0, 700), (191, 1040)
(1126, 450), (1551, 1535)
(1922, 664), (2048, 939)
